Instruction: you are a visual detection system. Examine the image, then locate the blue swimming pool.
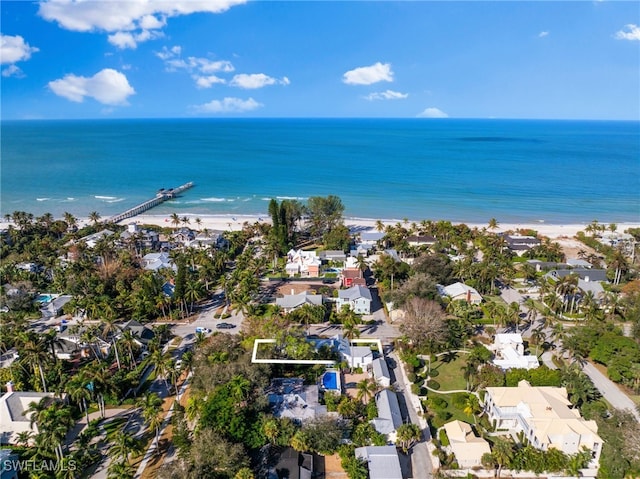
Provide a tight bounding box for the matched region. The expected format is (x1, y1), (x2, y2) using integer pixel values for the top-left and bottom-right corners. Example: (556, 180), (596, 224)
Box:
(36, 294), (54, 303)
(322, 371), (340, 391)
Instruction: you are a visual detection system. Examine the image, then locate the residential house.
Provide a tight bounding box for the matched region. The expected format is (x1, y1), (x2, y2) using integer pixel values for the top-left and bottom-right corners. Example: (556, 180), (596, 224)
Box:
(115, 320), (156, 349)
(285, 249), (321, 277)
(354, 445), (402, 479)
(80, 229), (115, 248)
(484, 380), (602, 468)
(40, 294), (73, 318)
(371, 389), (403, 441)
(142, 252), (176, 272)
(0, 388), (55, 445)
(359, 231), (385, 246)
(504, 235), (541, 255)
(267, 378), (327, 423)
(438, 282), (483, 305)
(492, 333), (539, 370)
(371, 357), (392, 388)
(443, 420), (491, 468)
(311, 334), (373, 369)
(319, 250), (347, 263)
(406, 235), (437, 248)
(119, 223), (160, 251)
(276, 291), (323, 313)
(350, 244), (372, 257)
(268, 447), (313, 479)
(172, 227), (196, 245)
(336, 285), (372, 315)
(566, 259), (592, 268)
(545, 269), (607, 301)
(340, 268), (365, 288)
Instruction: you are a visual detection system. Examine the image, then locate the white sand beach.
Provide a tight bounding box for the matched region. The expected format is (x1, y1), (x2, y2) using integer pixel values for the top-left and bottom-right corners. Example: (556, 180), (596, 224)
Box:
(115, 213), (640, 240)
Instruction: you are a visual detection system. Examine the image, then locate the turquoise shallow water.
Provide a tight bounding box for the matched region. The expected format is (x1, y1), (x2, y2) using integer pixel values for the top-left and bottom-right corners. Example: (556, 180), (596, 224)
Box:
(1, 118), (639, 223)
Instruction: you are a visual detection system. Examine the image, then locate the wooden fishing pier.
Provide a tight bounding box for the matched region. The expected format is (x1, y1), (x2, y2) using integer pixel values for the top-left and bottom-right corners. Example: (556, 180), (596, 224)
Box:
(108, 182), (194, 223)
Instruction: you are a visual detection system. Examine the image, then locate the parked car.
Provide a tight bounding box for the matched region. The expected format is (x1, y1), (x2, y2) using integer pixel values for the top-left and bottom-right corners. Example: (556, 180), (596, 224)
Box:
(195, 327), (211, 334)
(216, 322), (235, 330)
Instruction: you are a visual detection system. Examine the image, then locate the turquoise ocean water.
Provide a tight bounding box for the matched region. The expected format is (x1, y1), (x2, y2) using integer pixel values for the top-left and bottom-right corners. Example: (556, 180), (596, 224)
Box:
(1, 119), (639, 224)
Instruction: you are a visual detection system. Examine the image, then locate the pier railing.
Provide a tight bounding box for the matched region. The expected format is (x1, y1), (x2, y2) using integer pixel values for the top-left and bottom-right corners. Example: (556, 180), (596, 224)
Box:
(108, 182), (194, 223)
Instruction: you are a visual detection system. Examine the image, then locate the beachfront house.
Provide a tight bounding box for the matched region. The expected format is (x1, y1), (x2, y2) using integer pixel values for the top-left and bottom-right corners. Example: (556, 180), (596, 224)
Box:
(406, 235), (437, 248)
(371, 389), (403, 442)
(336, 285), (372, 315)
(484, 380), (602, 469)
(119, 223), (160, 251)
(354, 445), (403, 479)
(442, 420), (491, 468)
(491, 333), (539, 370)
(503, 234), (541, 256)
(438, 282), (483, 305)
(276, 291), (324, 313)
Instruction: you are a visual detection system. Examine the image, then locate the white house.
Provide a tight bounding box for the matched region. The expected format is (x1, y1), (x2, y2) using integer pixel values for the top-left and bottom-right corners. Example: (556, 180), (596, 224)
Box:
(484, 380), (602, 469)
(492, 333), (539, 370)
(336, 285), (372, 315)
(0, 388), (55, 445)
(285, 249), (321, 277)
(371, 389), (403, 441)
(371, 357), (391, 388)
(142, 252), (176, 272)
(438, 282), (483, 305)
(354, 445), (402, 479)
(443, 420), (491, 468)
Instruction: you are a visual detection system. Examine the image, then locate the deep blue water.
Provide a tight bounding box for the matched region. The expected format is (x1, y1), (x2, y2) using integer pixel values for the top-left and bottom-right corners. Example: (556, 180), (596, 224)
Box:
(1, 118), (639, 224)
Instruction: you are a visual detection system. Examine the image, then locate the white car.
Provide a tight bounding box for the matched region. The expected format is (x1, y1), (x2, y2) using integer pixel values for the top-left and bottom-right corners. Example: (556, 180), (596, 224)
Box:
(195, 327), (211, 334)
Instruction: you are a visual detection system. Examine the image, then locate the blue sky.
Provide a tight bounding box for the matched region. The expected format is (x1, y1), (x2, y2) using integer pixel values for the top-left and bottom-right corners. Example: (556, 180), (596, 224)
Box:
(1, 1), (639, 120)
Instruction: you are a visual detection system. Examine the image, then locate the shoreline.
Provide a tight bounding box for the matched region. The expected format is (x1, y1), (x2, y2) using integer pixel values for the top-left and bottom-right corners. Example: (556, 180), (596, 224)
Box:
(2, 212), (638, 240)
(122, 214), (640, 240)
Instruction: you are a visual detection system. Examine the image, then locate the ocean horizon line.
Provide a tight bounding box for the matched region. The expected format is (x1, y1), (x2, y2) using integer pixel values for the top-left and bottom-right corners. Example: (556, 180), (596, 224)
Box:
(2, 117), (639, 124)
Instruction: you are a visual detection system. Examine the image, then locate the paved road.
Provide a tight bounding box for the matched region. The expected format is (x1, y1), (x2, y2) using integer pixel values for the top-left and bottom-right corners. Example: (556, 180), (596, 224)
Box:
(582, 362), (640, 422)
(389, 352), (433, 479)
(501, 286), (640, 423)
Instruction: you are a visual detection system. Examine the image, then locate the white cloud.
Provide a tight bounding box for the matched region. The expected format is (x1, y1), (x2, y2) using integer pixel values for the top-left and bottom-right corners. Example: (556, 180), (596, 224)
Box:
(2, 65), (24, 78)
(194, 75), (226, 89)
(48, 68), (135, 105)
(38, 0), (246, 49)
(417, 107), (449, 118)
(230, 73), (290, 89)
(108, 29), (163, 49)
(615, 24), (640, 41)
(194, 97), (263, 113)
(0, 34), (39, 65)
(156, 45), (182, 60)
(343, 62), (393, 85)
(364, 90), (408, 101)
(538, 31), (549, 38)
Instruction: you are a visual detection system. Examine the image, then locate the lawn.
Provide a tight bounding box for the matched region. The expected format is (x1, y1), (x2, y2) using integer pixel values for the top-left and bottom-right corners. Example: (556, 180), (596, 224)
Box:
(428, 353), (469, 392)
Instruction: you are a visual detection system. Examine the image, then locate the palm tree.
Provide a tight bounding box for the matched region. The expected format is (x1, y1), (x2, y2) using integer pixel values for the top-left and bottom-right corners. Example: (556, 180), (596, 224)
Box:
(138, 393), (164, 450)
(355, 378), (378, 403)
(108, 428), (143, 466)
(16, 430), (33, 447)
(491, 437), (514, 478)
(19, 333), (50, 392)
(88, 211), (101, 225)
(488, 218), (499, 232)
(170, 213), (181, 229)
